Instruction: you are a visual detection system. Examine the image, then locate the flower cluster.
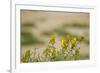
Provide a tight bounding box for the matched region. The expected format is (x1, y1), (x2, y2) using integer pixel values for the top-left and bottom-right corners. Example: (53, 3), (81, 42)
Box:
(21, 34), (82, 62)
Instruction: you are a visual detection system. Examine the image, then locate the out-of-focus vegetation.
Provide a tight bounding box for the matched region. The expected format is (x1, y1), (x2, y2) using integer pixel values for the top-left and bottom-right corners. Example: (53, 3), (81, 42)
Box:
(21, 31), (43, 45)
(62, 23), (89, 28)
(21, 34), (84, 63)
(21, 22), (43, 45)
(22, 22), (36, 27)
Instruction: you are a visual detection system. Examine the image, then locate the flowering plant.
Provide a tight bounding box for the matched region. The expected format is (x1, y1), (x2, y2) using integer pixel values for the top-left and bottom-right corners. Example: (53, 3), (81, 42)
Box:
(21, 34), (82, 63)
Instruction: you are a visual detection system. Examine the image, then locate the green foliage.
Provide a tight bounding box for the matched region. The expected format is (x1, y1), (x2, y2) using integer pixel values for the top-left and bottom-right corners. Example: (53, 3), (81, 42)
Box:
(63, 23), (89, 28)
(42, 31), (53, 36)
(21, 32), (43, 45)
(54, 29), (70, 36)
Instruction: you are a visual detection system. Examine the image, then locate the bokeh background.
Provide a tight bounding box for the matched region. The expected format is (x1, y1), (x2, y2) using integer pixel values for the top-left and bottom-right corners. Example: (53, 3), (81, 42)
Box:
(21, 10), (89, 60)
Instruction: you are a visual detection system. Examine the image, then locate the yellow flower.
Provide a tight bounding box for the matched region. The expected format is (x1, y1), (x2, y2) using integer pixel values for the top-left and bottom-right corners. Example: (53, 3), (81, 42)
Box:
(60, 39), (67, 48)
(50, 48), (57, 54)
(50, 48), (54, 53)
(71, 37), (77, 47)
(49, 35), (56, 44)
(66, 34), (70, 43)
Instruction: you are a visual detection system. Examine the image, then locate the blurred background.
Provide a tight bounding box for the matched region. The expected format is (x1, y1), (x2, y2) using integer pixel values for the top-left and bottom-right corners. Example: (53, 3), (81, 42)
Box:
(21, 10), (89, 60)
